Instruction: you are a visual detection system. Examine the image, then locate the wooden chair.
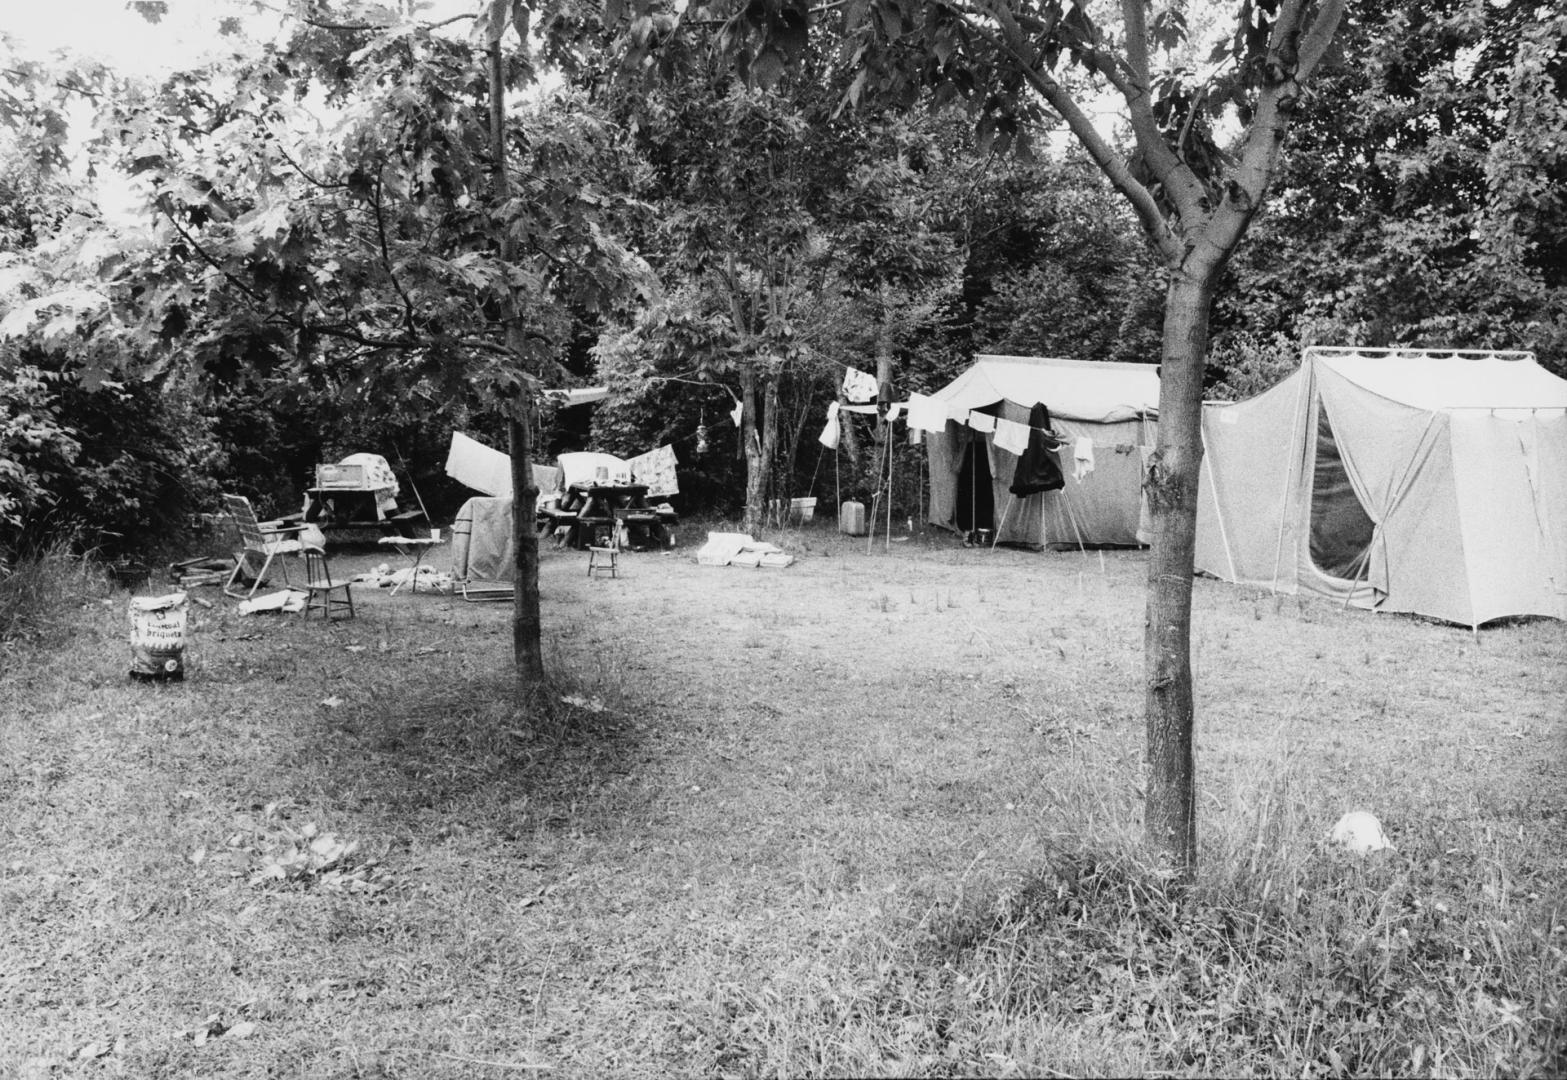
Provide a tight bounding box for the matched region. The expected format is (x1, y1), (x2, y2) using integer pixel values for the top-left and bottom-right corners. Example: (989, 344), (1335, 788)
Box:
(222, 494), (305, 599)
(301, 544), (355, 620)
(586, 521), (619, 578)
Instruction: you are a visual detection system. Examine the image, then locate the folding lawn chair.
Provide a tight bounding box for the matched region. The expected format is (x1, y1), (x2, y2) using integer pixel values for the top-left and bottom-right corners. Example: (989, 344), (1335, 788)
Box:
(221, 494), (306, 600)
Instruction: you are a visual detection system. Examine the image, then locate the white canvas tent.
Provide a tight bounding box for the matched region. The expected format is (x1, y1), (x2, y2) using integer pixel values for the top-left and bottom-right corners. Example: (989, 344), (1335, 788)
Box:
(924, 355), (1159, 548)
(1195, 347), (1567, 628)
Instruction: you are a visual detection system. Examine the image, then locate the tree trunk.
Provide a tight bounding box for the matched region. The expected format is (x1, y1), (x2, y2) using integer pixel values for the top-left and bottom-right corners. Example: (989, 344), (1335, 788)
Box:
(873, 285), (894, 443)
(509, 409), (544, 680)
(1142, 270), (1214, 877)
(761, 374), (781, 520)
(488, 34), (545, 682)
(740, 364), (768, 534)
(838, 389), (860, 487)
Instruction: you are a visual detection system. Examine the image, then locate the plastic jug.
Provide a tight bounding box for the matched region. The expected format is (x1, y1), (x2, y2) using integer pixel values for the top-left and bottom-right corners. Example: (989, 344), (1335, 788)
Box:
(839, 500), (867, 536)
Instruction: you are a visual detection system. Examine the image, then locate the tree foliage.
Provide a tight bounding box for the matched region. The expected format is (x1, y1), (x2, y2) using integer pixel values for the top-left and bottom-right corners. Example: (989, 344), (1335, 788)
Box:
(1213, 0), (1567, 384)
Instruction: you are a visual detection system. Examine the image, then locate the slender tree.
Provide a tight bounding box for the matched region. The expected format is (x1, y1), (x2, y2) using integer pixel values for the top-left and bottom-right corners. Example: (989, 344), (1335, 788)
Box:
(606, 0), (1348, 874)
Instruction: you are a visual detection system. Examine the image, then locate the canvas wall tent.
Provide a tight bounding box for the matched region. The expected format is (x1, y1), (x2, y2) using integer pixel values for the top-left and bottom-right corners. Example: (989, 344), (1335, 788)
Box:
(924, 355), (1159, 548)
(1195, 347), (1567, 628)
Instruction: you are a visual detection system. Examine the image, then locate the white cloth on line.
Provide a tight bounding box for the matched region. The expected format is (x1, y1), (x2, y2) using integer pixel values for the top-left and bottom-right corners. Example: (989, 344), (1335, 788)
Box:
(818, 401), (841, 449)
(993, 417), (1030, 455)
(1073, 436), (1095, 482)
(966, 411), (996, 433)
(842, 366), (879, 403)
(905, 392), (948, 432)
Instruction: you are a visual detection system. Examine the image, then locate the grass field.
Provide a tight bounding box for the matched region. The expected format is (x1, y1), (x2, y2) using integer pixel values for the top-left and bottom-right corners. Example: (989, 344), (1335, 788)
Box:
(2, 521), (1564, 1078)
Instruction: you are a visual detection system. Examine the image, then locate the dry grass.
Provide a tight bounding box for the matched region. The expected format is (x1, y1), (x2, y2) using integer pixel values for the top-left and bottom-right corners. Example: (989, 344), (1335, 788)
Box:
(1, 521), (1563, 1078)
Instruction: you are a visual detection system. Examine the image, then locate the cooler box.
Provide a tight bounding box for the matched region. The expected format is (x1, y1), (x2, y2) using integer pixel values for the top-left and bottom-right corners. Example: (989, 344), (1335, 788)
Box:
(315, 463), (367, 488)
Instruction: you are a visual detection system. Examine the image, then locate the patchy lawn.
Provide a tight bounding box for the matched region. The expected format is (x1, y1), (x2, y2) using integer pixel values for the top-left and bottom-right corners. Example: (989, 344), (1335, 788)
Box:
(2, 522), (1564, 1078)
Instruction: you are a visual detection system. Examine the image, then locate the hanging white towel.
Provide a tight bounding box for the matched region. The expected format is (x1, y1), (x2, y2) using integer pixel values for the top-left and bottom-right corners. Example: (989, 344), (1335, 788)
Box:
(967, 411), (996, 433)
(730, 398), (744, 428)
(818, 401), (841, 449)
(886, 402), (903, 423)
(842, 367), (879, 403)
(905, 392), (947, 433)
(1073, 436), (1095, 482)
(993, 417), (1030, 455)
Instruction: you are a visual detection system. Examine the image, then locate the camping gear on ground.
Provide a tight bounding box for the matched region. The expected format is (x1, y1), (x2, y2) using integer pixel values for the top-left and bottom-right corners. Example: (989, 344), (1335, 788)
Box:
(923, 355), (1158, 549)
(1195, 347), (1567, 628)
(696, 532), (794, 568)
(129, 591), (188, 682)
(237, 590), (306, 615)
(301, 544), (355, 619)
(221, 494), (305, 599)
(839, 500), (867, 535)
(375, 535), (443, 594)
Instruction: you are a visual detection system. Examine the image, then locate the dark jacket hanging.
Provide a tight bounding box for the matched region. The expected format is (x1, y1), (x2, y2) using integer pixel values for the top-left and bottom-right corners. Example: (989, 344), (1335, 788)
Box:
(1010, 402), (1066, 496)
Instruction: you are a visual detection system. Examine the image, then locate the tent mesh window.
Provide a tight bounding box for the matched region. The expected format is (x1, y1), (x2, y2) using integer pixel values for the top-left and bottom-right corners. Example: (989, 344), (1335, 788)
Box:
(1309, 405), (1376, 580)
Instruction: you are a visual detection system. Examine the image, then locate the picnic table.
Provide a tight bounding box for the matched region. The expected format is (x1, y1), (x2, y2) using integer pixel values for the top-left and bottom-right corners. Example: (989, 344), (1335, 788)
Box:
(539, 483), (677, 550)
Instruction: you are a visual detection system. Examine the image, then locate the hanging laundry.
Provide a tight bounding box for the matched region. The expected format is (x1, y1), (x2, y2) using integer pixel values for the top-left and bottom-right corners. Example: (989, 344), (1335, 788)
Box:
(628, 445), (681, 497)
(993, 417), (1030, 455)
(906, 392), (948, 433)
(842, 367), (879, 403)
(966, 411), (996, 433)
(1073, 436), (1096, 483)
(886, 402), (903, 423)
(730, 397), (744, 428)
(818, 401), (841, 450)
(1010, 403), (1066, 496)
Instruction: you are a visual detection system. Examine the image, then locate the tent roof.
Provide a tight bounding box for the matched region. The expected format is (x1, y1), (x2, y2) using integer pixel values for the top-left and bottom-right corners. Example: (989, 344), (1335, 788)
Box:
(1312, 348), (1567, 410)
(933, 354), (1159, 423)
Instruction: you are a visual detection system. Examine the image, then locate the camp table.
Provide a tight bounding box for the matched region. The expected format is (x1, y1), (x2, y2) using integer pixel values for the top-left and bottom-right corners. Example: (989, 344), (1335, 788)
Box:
(555, 483), (673, 550)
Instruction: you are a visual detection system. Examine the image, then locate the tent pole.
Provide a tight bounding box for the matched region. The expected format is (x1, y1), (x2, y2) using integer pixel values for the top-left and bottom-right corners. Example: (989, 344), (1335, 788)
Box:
(1271, 367), (1312, 593)
(991, 496), (1013, 549)
(395, 444), (432, 525)
(1199, 423), (1239, 582)
(885, 422), (895, 552)
(867, 431), (883, 555)
(959, 426), (971, 542)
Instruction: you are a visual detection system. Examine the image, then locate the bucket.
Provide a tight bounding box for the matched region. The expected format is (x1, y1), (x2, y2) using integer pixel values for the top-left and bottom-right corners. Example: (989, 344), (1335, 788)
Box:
(839, 500), (867, 536)
(129, 592), (189, 682)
